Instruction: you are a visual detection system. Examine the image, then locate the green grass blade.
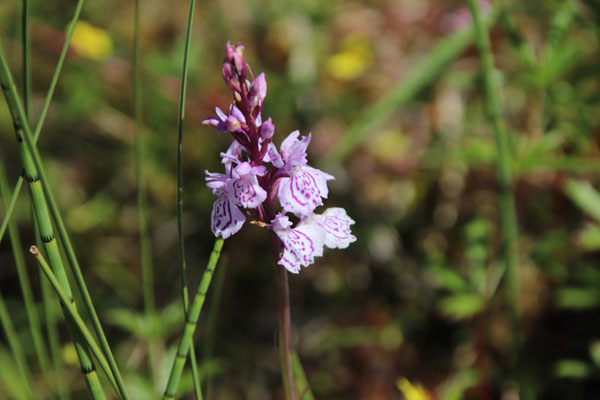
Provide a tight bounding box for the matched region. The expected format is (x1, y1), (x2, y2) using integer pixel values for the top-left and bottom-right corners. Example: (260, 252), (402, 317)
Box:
(176, 0), (203, 398)
(325, 7), (499, 165)
(31, 247), (121, 394)
(0, 162), (54, 395)
(21, 0), (32, 122)
(0, 40), (131, 400)
(0, 40), (107, 400)
(291, 352), (314, 400)
(0, 290), (35, 400)
(0, 0), (85, 245)
(162, 238), (224, 400)
(134, 0), (154, 316)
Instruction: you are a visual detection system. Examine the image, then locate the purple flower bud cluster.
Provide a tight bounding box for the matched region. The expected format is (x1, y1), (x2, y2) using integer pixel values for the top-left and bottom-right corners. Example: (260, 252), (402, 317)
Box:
(203, 43), (356, 273)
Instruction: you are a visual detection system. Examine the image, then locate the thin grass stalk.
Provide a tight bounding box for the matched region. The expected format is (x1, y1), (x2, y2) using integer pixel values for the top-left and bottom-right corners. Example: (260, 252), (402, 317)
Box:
(176, 0), (202, 397)
(0, 42), (131, 400)
(134, 0), (154, 316)
(0, 0), (85, 244)
(30, 247), (121, 393)
(466, 0), (520, 357)
(0, 162), (54, 394)
(0, 43), (107, 400)
(0, 289), (35, 400)
(325, 7), (499, 165)
(162, 238), (224, 400)
(40, 268), (70, 400)
(21, 0), (31, 121)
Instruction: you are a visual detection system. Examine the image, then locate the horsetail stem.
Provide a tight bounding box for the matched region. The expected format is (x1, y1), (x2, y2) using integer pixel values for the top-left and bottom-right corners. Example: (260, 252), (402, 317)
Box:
(162, 238), (224, 400)
(176, 0), (203, 397)
(0, 41), (131, 400)
(30, 246), (121, 394)
(0, 162), (54, 395)
(0, 0), (84, 244)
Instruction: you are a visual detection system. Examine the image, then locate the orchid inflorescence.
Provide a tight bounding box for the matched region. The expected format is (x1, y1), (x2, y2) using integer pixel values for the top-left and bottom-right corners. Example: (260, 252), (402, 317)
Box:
(203, 42), (356, 273)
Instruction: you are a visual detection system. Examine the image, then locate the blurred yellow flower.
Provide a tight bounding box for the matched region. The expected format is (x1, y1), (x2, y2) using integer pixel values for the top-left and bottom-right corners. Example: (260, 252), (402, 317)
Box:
(397, 377), (432, 400)
(326, 34), (373, 81)
(70, 21), (113, 61)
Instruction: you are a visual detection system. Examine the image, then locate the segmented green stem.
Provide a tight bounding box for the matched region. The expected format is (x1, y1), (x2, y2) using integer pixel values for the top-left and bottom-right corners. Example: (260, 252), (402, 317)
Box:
(0, 43), (106, 400)
(0, 162), (53, 394)
(0, 289), (35, 400)
(162, 238), (224, 400)
(0, 42), (131, 400)
(30, 247), (120, 393)
(40, 268), (70, 400)
(466, 0), (520, 353)
(0, 0), (84, 244)
(176, 0), (202, 397)
(21, 0), (31, 121)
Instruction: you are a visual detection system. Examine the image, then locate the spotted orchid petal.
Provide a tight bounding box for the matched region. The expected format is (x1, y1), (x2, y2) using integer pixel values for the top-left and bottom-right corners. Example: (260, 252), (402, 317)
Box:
(231, 162), (267, 208)
(277, 165), (335, 217)
(211, 194), (245, 239)
(305, 208), (356, 249)
(272, 214), (325, 273)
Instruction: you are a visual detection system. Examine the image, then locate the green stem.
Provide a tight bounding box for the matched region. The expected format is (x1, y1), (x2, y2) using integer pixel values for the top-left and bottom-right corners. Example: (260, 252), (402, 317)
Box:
(0, 290), (35, 400)
(21, 0), (31, 122)
(0, 41), (106, 400)
(31, 247), (120, 394)
(162, 238), (224, 400)
(41, 268), (70, 400)
(0, 0), (85, 245)
(0, 41), (130, 400)
(176, 0), (202, 398)
(0, 162), (54, 395)
(134, 0), (154, 316)
(466, 0), (520, 357)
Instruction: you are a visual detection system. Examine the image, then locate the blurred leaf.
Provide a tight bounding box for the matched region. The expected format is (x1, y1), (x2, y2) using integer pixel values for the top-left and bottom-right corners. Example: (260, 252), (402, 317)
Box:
(576, 224), (600, 251)
(436, 369), (479, 400)
(0, 347), (29, 400)
(107, 302), (184, 339)
(515, 131), (565, 173)
(439, 293), (484, 320)
(589, 340), (600, 368)
(428, 264), (468, 293)
(554, 359), (592, 379)
(555, 287), (600, 310)
(66, 193), (118, 233)
(564, 180), (600, 223)
(292, 351), (315, 400)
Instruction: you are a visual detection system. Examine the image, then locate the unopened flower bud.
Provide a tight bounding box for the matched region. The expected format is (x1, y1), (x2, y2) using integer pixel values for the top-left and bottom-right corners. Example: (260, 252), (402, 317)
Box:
(225, 115), (241, 132)
(249, 73), (267, 109)
(259, 117), (275, 140)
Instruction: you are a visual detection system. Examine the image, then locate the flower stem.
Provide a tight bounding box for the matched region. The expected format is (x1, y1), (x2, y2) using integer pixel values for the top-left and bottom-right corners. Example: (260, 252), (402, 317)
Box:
(272, 233), (297, 400)
(176, 0), (203, 397)
(466, 0), (520, 361)
(162, 238), (224, 400)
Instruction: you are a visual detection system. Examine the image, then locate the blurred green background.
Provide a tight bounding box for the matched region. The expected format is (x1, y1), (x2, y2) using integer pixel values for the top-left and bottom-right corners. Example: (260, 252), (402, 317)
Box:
(2, 0), (600, 398)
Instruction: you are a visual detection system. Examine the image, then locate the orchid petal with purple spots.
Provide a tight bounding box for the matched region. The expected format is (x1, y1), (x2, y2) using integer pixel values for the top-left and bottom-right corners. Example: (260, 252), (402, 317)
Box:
(304, 208), (356, 249)
(272, 214), (325, 273)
